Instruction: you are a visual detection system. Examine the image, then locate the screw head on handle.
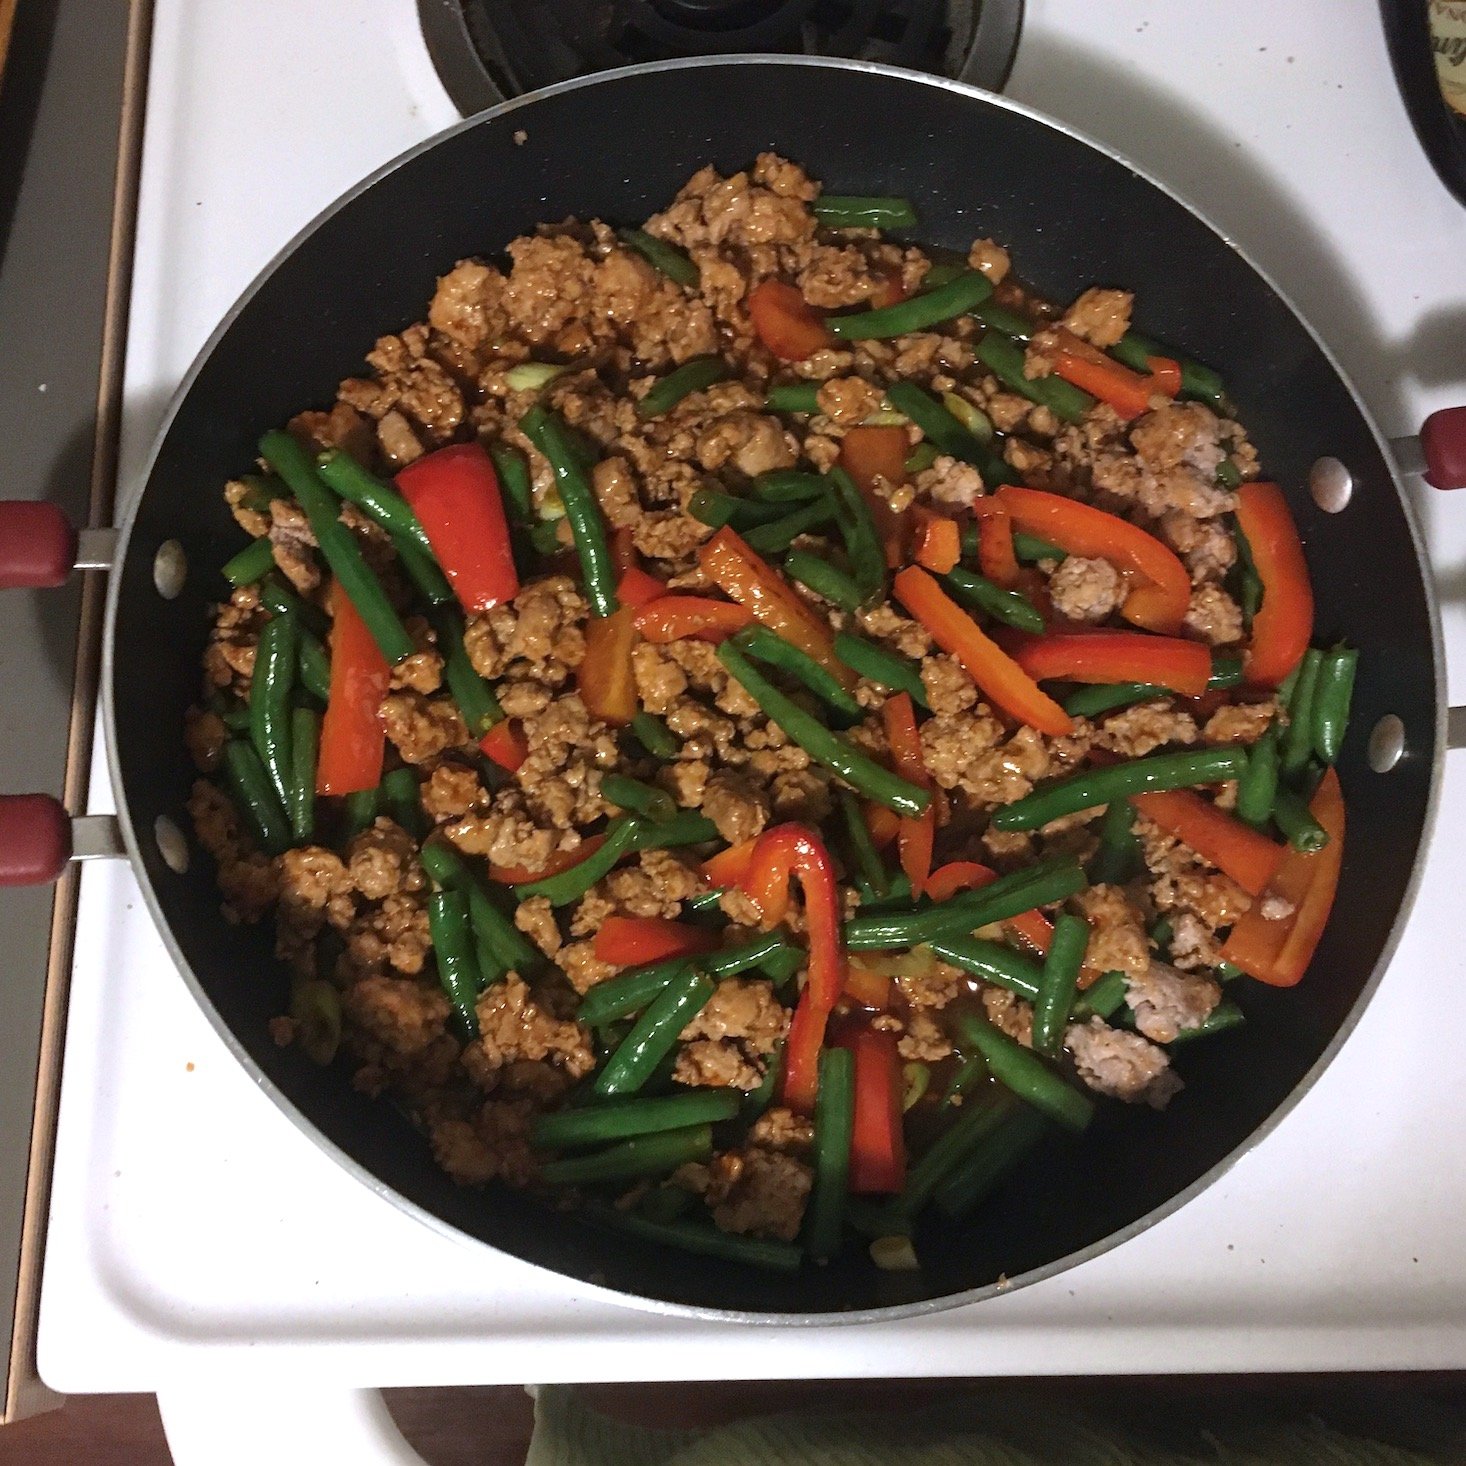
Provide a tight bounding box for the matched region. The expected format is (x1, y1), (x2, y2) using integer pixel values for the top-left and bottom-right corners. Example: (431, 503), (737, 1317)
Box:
(0, 795), (72, 886)
(0, 502), (79, 588)
(1422, 407), (1466, 490)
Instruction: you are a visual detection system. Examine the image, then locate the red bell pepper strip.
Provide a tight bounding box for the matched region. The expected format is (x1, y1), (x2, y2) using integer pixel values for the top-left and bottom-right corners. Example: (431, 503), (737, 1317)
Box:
(1011, 630), (1213, 698)
(747, 279), (834, 361)
(578, 607), (639, 726)
(1132, 788), (1286, 897)
(838, 425), (911, 567)
(593, 915), (721, 967)
(1220, 767), (1345, 986)
(1235, 481), (1314, 688)
(837, 1027), (906, 1194)
(882, 692), (935, 899)
(994, 485), (1191, 635)
(395, 442), (519, 613)
(913, 510), (962, 574)
(702, 837), (758, 891)
(924, 859), (1056, 958)
(843, 964), (894, 1011)
(316, 580), (389, 796)
(633, 595), (752, 644)
(480, 718), (528, 772)
(487, 833), (607, 887)
(865, 801), (901, 851)
(699, 528), (854, 689)
(611, 527), (668, 609)
(893, 566), (1074, 736)
(977, 508), (1021, 589)
(743, 823), (845, 1114)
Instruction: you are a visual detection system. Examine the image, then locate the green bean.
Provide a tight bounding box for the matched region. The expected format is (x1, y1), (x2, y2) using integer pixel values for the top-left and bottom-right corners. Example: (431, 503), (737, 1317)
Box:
(1088, 798), (1141, 886)
(897, 1091), (1018, 1219)
(601, 773), (677, 823)
(577, 932), (793, 1027)
(757, 946), (804, 987)
(489, 442), (534, 524)
(595, 967), (715, 1097)
(904, 441), (940, 475)
(977, 331), (1095, 425)
(504, 361), (568, 393)
(1216, 459), (1243, 490)
(1111, 332), (1225, 409)
(763, 384), (822, 416)
(743, 1042), (784, 1121)
(258, 576), (329, 638)
(1214, 959), (1245, 982)
(1150, 916), (1174, 959)
(618, 227), (698, 287)
(1312, 646), (1357, 765)
(631, 711), (679, 760)
(1013, 531), (1067, 564)
(585, 1202), (800, 1271)
(419, 841), (541, 980)
(1076, 969), (1129, 1022)
(933, 1106), (1048, 1219)
(1272, 786), (1329, 853)
(924, 937), (1041, 1002)
(379, 766), (428, 839)
(741, 498), (835, 556)
(630, 810), (718, 850)
(940, 1054), (988, 1109)
(954, 1012), (1093, 1132)
(991, 747), (1248, 832)
(784, 550), (865, 613)
(533, 1091), (739, 1151)
(812, 194), (918, 230)
(832, 632), (929, 708)
(315, 449), (436, 557)
(518, 817), (645, 906)
(1168, 1000), (1246, 1045)
(839, 787), (888, 899)
(296, 632), (331, 703)
(237, 472), (288, 512)
(883, 380), (994, 472)
(636, 356), (728, 419)
(1209, 654), (1245, 690)
(1280, 647), (1323, 780)
(539, 1123), (712, 1186)
(218, 702), (251, 734)
(732, 625), (863, 723)
(943, 566), (1045, 634)
(222, 740), (291, 856)
(1033, 912), (1088, 1057)
(288, 708), (318, 844)
(394, 536), (456, 608)
(258, 431), (415, 664)
(427, 889), (481, 1036)
(1061, 683), (1163, 718)
(826, 466), (885, 599)
(827, 270), (993, 341)
(805, 1047), (854, 1262)
(688, 486), (788, 531)
(974, 300), (1036, 340)
(249, 610), (298, 811)
(339, 786), (378, 842)
(289, 978), (342, 1065)
(717, 642), (930, 817)
(529, 522), (566, 560)
(431, 607), (503, 739)
(518, 404), (618, 618)
(222, 537), (275, 587)
(1235, 725), (1281, 829)
(848, 856), (1087, 951)
(754, 467), (826, 500)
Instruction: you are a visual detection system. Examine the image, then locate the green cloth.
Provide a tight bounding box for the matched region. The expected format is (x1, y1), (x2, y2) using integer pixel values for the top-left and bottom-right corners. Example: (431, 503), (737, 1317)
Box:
(527, 1384), (1466, 1466)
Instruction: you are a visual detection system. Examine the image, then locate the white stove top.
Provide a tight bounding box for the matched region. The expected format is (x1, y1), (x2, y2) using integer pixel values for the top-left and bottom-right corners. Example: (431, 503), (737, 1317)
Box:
(38, 0), (1466, 1395)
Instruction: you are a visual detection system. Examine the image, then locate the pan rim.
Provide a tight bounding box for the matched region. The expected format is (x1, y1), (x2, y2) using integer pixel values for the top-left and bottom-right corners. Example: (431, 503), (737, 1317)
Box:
(101, 52), (1448, 1328)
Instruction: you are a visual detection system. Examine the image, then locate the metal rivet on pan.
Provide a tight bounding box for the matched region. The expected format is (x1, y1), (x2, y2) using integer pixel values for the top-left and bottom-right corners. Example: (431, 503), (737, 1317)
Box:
(1309, 457), (1353, 513)
(154, 814), (189, 874)
(1368, 714), (1405, 773)
(153, 539), (187, 599)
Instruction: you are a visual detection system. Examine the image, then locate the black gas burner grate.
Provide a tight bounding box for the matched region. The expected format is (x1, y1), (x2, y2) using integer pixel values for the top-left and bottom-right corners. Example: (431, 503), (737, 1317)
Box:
(419, 0), (1021, 116)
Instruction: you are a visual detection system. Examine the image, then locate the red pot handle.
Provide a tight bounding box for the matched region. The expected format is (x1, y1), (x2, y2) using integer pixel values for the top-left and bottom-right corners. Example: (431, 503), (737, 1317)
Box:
(1423, 408), (1466, 491)
(0, 502), (78, 588)
(0, 795), (72, 886)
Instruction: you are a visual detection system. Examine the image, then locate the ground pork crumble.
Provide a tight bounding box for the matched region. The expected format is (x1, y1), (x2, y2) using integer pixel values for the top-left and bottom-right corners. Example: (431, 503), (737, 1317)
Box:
(190, 153), (1306, 1257)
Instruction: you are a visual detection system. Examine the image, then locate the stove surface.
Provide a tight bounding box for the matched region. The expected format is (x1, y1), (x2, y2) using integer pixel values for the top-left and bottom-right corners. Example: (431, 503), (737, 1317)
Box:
(38, 0), (1466, 1392)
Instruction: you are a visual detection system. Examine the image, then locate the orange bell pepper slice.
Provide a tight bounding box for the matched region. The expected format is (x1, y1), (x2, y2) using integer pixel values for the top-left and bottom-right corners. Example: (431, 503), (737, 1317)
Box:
(977, 508), (1020, 589)
(836, 1027), (906, 1194)
(487, 833), (607, 886)
(316, 581), (389, 796)
(892, 566), (1073, 736)
(479, 718), (529, 772)
(1219, 767), (1345, 986)
(1144, 355), (1183, 397)
(610, 527), (668, 609)
(632, 595), (751, 644)
(1011, 630), (1213, 698)
(593, 915), (721, 967)
(843, 964), (894, 1011)
(578, 607), (639, 725)
(838, 425), (911, 567)
(993, 485), (1191, 635)
(747, 279), (834, 361)
(1235, 481), (1314, 688)
(702, 837), (758, 891)
(699, 527), (854, 689)
(1053, 349), (1159, 421)
(1132, 788), (1286, 898)
(882, 691), (935, 899)
(913, 510), (962, 574)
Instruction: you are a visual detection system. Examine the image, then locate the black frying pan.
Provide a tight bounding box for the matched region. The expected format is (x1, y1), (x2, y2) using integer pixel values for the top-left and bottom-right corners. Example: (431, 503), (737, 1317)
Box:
(1, 59), (1458, 1321)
